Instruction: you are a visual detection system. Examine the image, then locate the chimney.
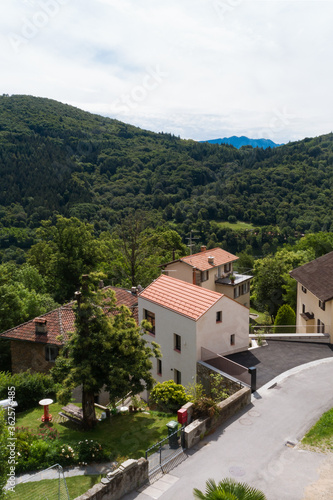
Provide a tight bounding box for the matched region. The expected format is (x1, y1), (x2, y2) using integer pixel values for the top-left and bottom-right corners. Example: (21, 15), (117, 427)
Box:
(208, 256), (214, 265)
(34, 318), (47, 335)
(201, 245), (207, 252)
(131, 287), (138, 296)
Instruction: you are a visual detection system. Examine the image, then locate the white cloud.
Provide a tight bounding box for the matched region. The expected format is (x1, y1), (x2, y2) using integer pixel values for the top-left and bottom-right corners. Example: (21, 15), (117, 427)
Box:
(1, 0), (333, 142)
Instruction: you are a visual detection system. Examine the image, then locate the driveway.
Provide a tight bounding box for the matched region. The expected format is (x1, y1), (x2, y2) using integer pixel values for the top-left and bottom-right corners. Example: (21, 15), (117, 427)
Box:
(226, 340), (333, 388)
(123, 357), (333, 500)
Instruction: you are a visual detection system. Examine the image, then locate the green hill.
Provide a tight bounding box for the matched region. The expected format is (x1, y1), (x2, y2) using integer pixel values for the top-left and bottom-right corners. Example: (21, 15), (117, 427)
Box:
(0, 94), (333, 259)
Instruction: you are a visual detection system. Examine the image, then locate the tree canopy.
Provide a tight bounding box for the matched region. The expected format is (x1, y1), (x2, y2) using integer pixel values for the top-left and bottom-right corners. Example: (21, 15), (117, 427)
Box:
(52, 273), (160, 429)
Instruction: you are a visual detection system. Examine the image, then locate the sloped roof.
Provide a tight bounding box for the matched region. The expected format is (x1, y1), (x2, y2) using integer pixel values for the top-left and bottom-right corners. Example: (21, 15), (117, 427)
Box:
(139, 274), (223, 320)
(165, 247), (238, 271)
(0, 287), (138, 345)
(290, 251), (333, 302)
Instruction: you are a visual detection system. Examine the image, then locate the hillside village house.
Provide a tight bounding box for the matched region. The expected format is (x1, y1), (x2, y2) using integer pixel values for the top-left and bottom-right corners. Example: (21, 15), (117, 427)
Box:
(161, 246), (252, 308)
(290, 251), (333, 343)
(0, 287), (138, 374)
(138, 274), (249, 388)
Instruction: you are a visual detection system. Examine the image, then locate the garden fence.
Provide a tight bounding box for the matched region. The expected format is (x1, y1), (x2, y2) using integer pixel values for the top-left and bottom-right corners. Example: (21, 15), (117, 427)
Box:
(8, 463), (69, 500)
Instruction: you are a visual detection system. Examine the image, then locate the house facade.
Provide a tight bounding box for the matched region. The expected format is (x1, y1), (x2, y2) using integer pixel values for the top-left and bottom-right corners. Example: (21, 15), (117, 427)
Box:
(0, 287), (138, 374)
(290, 252), (333, 343)
(161, 246), (252, 308)
(138, 274), (249, 388)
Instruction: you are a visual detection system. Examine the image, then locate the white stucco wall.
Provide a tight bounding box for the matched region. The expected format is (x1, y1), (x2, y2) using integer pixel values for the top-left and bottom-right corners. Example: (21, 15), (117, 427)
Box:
(196, 295), (249, 357)
(139, 297), (198, 388)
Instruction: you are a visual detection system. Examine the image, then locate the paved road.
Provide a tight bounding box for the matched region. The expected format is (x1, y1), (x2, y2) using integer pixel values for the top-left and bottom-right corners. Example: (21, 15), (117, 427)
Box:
(123, 358), (333, 500)
(227, 340), (333, 388)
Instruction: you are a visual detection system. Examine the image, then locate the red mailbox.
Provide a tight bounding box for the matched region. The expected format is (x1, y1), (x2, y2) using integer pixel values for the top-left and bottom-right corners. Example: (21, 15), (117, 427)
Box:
(177, 408), (187, 425)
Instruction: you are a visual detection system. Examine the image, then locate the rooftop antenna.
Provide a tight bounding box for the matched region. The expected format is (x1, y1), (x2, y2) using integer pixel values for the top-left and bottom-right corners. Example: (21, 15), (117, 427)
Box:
(186, 230), (199, 255)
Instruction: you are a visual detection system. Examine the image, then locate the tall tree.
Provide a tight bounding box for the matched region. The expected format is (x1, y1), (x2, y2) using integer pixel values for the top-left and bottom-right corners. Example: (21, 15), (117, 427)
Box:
(27, 216), (103, 302)
(52, 273), (160, 429)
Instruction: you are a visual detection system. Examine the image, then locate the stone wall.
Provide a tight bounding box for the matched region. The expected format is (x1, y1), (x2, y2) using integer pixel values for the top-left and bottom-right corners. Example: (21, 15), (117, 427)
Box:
(74, 459), (148, 500)
(10, 340), (53, 373)
(183, 386), (251, 449)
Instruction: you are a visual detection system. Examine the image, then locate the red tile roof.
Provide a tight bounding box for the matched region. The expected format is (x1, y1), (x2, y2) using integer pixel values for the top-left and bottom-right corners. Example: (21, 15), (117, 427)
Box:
(0, 287), (138, 345)
(139, 274), (223, 320)
(165, 247), (238, 271)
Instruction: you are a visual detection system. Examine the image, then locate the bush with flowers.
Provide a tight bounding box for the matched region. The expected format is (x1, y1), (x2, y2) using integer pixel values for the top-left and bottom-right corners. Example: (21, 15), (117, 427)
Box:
(15, 426), (108, 472)
(77, 439), (107, 464)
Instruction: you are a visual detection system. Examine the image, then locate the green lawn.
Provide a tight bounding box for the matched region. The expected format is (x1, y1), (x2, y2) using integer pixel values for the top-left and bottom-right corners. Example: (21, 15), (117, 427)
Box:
(250, 308), (272, 325)
(7, 474), (102, 500)
(16, 404), (176, 462)
(302, 407), (333, 453)
(215, 220), (255, 231)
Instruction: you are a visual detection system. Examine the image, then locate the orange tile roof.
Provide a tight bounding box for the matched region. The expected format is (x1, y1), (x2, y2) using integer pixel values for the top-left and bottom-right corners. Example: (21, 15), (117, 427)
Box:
(139, 275), (223, 320)
(0, 287), (138, 345)
(180, 247), (238, 271)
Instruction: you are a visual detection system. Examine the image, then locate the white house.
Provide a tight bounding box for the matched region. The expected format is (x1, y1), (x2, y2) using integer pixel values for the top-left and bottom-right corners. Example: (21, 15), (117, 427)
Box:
(161, 246), (252, 308)
(138, 274), (249, 388)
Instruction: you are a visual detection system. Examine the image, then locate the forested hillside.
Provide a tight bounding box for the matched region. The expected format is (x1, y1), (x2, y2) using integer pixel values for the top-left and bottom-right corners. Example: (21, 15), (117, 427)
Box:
(1, 94), (333, 262)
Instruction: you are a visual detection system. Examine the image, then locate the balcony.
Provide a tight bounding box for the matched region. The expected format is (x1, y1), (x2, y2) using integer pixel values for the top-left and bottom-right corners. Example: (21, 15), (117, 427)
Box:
(215, 272), (252, 286)
(300, 312), (314, 321)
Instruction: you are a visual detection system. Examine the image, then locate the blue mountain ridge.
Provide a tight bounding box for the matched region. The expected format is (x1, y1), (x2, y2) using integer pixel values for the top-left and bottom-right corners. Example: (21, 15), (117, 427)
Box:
(201, 136), (283, 149)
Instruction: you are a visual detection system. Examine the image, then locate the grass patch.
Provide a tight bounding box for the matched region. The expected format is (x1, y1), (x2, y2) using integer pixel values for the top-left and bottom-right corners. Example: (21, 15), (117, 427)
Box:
(250, 308), (272, 325)
(302, 407), (333, 453)
(16, 403), (175, 463)
(7, 474), (102, 500)
(215, 220), (255, 231)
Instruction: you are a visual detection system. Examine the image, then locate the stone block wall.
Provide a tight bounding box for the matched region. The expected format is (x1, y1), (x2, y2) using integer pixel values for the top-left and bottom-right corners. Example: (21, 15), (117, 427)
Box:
(183, 386), (251, 449)
(10, 340), (53, 373)
(74, 458), (148, 500)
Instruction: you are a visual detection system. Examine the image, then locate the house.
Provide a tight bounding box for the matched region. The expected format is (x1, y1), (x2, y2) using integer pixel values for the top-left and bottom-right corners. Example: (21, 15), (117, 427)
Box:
(0, 287), (138, 374)
(161, 246), (252, 308)
(290, 252), (333, 343)
(138, 274), (249, 388)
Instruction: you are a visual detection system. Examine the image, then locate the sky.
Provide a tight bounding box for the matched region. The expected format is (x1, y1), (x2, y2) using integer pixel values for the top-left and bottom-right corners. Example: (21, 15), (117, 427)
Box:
(2, 0), (333, 143)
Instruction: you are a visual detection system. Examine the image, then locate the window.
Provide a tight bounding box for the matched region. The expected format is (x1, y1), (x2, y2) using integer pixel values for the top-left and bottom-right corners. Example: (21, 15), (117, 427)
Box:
(319, 300), (325, 311)
(234, 286), (239, 299)
(201, 270), (209, 282)
(174, 369), (182, 385)
(157, 359), (162, 376)
(317, 319), (325, 334)
(230, 334), (235, 346)
(224, 263), (231, 273)
(302, 304), (306, 314)
(241, 282), (250, 295)
(144, 309), (155, 335)
(216, 311), (222, 323)
(174, 333), (181, 352)
(301, 286), (307, 293)
(45, 346), (58, 362)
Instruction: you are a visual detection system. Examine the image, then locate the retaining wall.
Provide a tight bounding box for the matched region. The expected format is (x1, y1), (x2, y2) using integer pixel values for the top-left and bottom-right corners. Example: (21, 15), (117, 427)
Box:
(74, 458), (148, 500)
(184, 386), (251, 449)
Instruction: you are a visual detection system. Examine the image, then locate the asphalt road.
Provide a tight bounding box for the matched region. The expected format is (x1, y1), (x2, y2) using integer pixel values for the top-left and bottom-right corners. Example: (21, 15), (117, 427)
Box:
(123, 357), (333, 500)
(227, 340), (333, 388)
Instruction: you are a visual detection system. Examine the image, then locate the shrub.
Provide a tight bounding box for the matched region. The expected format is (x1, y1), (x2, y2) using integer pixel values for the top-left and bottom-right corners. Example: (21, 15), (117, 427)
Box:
(149, 380), (188, 412)
(192, 397), (219, 419)
(274, 304), (296, 334)
(0, 370), (59, 411)
(77, 439), (108, 463)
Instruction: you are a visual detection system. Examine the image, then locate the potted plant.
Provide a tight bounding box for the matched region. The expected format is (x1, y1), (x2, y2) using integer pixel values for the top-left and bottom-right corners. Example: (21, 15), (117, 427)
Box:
(229, 274), (235, 284)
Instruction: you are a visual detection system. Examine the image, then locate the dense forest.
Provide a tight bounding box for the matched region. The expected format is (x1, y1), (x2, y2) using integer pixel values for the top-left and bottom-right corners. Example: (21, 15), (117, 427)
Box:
(1, 94), (333, 265)
(1, 94), (333, 370)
